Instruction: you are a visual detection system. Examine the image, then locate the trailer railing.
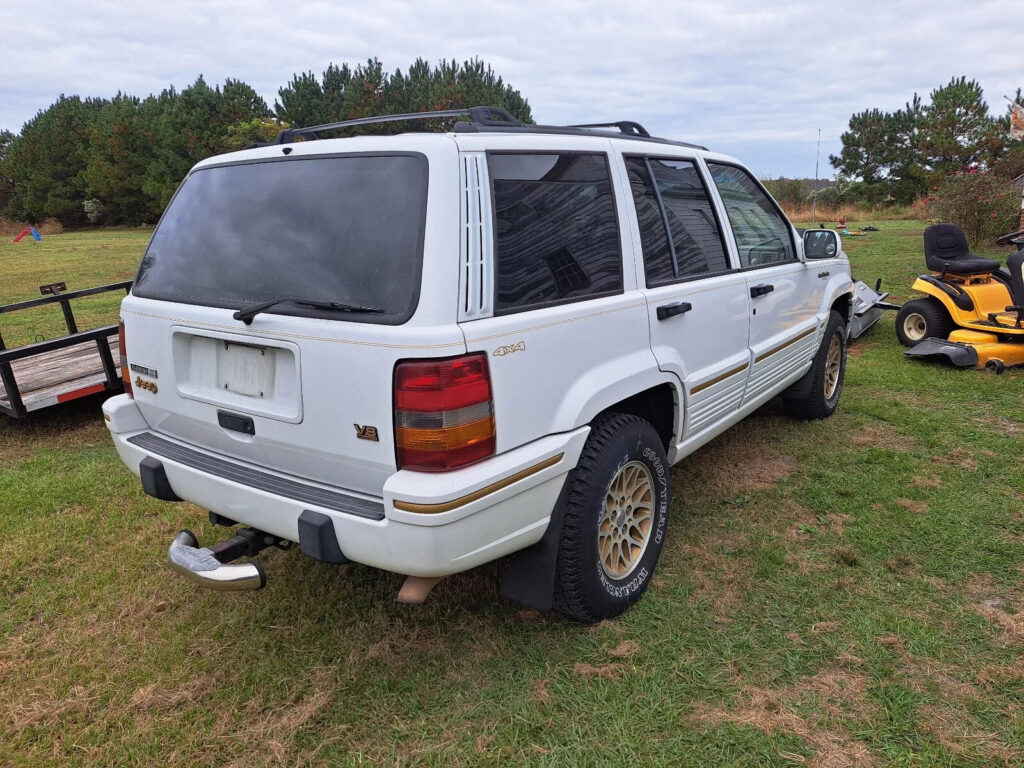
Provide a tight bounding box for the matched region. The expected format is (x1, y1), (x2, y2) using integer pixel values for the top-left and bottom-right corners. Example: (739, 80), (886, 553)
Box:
(0, 281), (132, 418)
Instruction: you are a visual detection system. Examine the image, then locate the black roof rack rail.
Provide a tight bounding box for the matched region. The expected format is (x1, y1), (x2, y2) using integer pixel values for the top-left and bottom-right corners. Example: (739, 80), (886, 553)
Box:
(568, 120), (651, 138)
(266, 105), (708, 152)
(272, 106), (520, 144)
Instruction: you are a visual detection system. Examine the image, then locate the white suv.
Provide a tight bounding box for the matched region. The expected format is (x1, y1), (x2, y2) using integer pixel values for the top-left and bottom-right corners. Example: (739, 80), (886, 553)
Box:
(104, 107), (853, 622)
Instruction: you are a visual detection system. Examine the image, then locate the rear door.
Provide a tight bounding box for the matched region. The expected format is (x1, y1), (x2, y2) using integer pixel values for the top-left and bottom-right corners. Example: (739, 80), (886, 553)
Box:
(121, 139), (462, 497)
(619, 154), (751, 439)
(705, 162), (822, 404)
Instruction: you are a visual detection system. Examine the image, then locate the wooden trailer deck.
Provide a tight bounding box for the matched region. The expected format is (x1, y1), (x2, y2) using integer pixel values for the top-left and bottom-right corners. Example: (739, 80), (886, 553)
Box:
(0, 281), (131, 418)
(0, 337), (121, 414)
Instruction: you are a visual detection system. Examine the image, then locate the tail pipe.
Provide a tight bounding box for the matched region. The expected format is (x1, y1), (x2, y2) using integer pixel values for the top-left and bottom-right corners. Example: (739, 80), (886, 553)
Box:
(168, 527), (282, 592)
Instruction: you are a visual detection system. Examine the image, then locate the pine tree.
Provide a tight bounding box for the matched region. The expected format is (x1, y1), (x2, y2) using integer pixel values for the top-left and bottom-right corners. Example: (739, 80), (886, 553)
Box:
(3, 95), (107, 224)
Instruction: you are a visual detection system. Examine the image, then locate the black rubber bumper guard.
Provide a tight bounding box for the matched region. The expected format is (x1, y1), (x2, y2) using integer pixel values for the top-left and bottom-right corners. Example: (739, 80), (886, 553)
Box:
(132, 433), (362, 590)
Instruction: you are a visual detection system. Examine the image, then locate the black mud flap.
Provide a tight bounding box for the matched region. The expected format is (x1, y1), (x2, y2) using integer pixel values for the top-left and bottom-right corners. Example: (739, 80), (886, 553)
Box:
(498, 478), (572, 612)
(904, 337), (979, 367)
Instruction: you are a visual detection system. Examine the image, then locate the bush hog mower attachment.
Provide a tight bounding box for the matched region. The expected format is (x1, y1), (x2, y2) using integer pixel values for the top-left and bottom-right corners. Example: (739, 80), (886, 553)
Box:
(895, 224), (1024, 372)
(850, 278), (901, 340)
(168, 526), (287, 592)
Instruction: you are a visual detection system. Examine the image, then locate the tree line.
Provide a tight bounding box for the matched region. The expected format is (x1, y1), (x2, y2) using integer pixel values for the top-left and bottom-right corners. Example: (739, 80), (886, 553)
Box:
(828, 77), (1023, 205)
(0, 58), (532, 226)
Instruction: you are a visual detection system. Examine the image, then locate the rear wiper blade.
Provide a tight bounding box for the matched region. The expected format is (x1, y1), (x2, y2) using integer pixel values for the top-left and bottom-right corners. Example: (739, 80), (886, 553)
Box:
(233, 297), (384, 325)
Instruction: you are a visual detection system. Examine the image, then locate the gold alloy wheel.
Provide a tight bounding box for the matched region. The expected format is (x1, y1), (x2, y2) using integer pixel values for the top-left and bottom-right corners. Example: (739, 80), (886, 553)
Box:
(824, 334), (842, 400)
(598, 460), (655, 580)
(902, 312), (927, 343)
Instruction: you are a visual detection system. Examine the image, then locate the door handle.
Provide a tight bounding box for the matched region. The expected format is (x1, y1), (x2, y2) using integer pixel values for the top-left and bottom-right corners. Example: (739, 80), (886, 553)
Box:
(656, 301), (692, 320)
(750, 284), (774, 298)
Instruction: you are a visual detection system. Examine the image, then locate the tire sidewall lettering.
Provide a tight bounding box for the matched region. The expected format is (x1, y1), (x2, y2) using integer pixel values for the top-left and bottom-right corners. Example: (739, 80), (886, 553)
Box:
(595, 437), (669, 599)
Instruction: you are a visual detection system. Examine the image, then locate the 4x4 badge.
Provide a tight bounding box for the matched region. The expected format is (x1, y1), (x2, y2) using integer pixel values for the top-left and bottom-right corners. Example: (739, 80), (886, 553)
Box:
(493, 341), (526, 357)
(354, 424), (379, 442)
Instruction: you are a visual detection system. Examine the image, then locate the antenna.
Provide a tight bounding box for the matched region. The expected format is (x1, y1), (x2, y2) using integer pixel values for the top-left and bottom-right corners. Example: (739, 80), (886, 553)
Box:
(812, 128), (821, 225)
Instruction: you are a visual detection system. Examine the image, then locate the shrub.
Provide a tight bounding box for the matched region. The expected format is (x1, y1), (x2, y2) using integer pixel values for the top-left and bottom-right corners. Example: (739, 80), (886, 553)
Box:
(83, 198), (105, 224)
(919, 168), (1020, 246)
(37, 217), (64, 235)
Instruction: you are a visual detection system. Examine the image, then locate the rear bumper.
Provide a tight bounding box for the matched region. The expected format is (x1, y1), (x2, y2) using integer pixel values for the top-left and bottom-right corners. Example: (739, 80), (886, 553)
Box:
(103, 395), (588, 577)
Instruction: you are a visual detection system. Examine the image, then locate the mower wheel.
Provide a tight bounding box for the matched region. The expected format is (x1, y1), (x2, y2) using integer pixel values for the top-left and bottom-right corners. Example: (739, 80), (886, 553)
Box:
(895, 298), (953, 347)
(985, 359), (1005, 374)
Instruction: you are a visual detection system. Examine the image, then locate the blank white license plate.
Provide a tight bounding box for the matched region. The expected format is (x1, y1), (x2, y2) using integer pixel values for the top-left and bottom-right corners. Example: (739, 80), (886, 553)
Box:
(217, 343), (275, 398)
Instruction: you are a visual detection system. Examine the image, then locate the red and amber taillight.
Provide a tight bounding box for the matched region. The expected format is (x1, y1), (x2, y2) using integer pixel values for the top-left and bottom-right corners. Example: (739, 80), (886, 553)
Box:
(118, 318), (133, 398)
(394, 353), (495, 471)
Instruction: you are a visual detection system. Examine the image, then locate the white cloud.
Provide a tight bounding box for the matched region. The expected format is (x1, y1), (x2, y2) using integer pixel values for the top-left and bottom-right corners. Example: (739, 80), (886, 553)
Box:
(1, 0), (1021, 176)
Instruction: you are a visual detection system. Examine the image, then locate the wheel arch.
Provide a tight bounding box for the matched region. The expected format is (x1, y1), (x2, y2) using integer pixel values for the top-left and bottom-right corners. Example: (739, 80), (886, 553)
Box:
(551, 358), (683, 453)
(595, 383), (678, 452)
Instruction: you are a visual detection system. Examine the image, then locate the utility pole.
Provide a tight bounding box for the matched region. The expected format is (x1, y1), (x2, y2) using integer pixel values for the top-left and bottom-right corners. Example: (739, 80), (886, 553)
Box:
(811, 128), (821, 225)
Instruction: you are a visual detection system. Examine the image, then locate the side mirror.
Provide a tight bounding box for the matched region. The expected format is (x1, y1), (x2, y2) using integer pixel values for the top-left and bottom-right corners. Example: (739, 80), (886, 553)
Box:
(803, 229), (840, 260)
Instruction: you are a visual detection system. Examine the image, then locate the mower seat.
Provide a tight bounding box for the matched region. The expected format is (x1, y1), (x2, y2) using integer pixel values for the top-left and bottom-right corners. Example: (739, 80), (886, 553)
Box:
(924, 224), (1001, 275)
(1007, 250), (1024, 312)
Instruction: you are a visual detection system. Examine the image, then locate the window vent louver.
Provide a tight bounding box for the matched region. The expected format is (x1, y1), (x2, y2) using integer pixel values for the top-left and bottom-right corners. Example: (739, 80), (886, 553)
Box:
(458, 152), (493, 321)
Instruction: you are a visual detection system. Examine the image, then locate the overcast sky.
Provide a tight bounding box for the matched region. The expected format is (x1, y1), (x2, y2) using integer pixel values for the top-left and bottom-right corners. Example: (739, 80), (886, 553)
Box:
(1, 0), (1022, 178)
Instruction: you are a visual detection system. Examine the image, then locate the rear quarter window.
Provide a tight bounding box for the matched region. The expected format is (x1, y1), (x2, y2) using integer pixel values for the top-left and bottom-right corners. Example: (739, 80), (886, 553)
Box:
(489, 153), (622, 314)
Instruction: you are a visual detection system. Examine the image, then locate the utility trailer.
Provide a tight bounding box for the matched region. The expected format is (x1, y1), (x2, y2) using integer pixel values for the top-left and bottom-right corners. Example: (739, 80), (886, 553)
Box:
(0, 281), (131, 417)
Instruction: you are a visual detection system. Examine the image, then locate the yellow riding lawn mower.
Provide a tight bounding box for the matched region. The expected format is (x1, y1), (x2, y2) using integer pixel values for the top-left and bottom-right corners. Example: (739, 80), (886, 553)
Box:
(896, 223), (1024, 373)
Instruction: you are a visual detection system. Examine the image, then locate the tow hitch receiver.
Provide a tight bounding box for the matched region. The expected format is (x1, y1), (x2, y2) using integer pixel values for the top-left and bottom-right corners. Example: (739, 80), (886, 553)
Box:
(167, 527), (286, 592)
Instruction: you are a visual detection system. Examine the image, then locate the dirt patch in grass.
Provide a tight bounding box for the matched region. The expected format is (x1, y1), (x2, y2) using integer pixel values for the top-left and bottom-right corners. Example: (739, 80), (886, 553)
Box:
(910, 475), (942, 489)
(607, 640), (640, 659)
(896, 498), (928, 513)
(977, 659), (1024, 689)
(967, 575), (1024, 643)
(974, 416), (1023, 437)
(881, 638), (1023, 765)
(851, 423), (914, 452)
(921, 705), (1022, 766)
(681, 545), (752, 622)
(673, 417), (797, 500)
(936, 448), (978, 471)
(695, 668), (878, 768)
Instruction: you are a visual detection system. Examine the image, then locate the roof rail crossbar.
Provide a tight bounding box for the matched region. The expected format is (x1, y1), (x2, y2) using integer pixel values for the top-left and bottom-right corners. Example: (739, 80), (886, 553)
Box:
(273, 106), (521, 144)
(568, 120), (651, 138)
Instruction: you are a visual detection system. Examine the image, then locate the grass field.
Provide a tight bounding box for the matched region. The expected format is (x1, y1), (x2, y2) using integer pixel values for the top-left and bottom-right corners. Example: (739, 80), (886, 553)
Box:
(1, 222), (1022, 767)
(0, 230), (146, 348)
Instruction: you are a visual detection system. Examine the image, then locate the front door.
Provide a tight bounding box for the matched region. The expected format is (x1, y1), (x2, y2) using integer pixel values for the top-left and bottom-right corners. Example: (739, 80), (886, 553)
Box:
(619, 154), (750, 440)
(705, 163), (822, 404)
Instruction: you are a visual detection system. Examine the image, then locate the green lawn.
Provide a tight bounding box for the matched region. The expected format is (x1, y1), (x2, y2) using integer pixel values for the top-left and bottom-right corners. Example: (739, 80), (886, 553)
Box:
(1, 223), (1022, 767)
(0, 230), (149, 348)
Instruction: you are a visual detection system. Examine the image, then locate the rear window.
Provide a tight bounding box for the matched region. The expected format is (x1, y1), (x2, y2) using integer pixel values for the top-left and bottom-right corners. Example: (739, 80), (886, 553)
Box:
(134, 154), (428, 324)
(489, 153), (622, 314)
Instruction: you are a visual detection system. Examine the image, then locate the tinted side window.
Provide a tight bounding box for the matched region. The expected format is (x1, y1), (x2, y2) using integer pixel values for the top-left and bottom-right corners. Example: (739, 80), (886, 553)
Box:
(625, 158), (674, 284)
(707, 163), (795, 268)
(490, 153), (622, 313)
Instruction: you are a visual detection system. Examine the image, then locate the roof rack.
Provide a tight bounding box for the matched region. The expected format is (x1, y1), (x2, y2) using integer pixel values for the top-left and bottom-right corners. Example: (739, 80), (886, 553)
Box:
(272, 106), (521, 144)
(568, 120), (651, 138)
(270, 105), (707, 151)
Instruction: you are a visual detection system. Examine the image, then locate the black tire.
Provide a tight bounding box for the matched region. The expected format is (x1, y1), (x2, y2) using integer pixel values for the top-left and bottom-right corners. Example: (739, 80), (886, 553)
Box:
(552, 413), (670, 623)
(895, 297), (953, 347)
(782, 310), (847, 420)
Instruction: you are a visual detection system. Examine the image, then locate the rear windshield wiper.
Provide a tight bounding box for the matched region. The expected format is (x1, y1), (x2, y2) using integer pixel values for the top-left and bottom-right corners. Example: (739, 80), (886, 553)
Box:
(233, 298), (384, 325)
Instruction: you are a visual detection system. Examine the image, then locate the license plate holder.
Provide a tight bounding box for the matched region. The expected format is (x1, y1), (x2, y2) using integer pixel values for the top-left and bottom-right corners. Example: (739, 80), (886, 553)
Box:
(217, 342), (275, 399)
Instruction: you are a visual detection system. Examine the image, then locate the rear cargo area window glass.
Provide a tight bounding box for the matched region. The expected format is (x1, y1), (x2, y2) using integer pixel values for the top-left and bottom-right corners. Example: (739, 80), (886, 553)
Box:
(626, 157), (729, 285)
(489, 153), (621, 313)
(707, 163), (795, 268)
(133, 155), (428, 324)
